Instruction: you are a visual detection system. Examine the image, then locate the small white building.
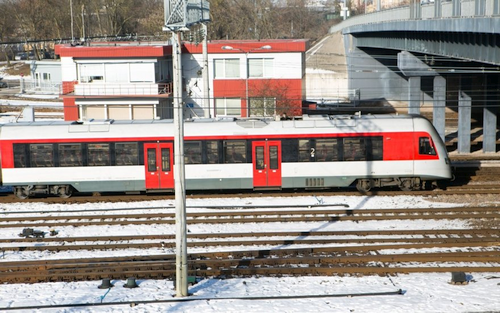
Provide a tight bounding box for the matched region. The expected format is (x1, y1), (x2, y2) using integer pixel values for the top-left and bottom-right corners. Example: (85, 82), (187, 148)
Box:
(26, 60), (62, 94)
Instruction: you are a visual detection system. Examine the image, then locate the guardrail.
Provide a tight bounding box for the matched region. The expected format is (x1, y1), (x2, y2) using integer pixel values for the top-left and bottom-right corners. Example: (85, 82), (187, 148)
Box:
(330, 0), (498, 33)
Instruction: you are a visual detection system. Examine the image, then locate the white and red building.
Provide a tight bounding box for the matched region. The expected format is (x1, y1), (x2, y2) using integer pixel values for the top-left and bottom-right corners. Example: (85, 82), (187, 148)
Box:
(55, 39), (309, 121)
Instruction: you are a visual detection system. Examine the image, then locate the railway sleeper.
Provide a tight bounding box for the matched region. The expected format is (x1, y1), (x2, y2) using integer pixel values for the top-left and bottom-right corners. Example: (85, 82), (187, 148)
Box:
(14, 185), (74, 199)
(356, 177), (424, 193)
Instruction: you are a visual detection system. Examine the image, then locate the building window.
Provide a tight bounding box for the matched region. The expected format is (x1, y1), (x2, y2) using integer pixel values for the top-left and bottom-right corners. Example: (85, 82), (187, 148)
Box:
(42, 73), (51, 81)
(79, 63), (104, 83)
(214, 59), (240, 78)
(215, 98), (241, 116)
(249, 97), (276, 117)
(249, 58), (273, 78)
(105, 63), (128, 83)
(130, 63), (154, 82)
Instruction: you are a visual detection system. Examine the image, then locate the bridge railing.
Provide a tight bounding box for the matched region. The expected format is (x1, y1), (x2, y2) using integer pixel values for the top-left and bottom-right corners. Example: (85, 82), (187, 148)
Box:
(330, 0), (498, 33)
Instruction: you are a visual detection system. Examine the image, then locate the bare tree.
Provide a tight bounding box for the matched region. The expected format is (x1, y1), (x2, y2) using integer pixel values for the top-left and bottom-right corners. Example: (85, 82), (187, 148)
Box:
(136, 0), (168, 38)
(0, 0), (337, 46)
(0, 2), (16, 62)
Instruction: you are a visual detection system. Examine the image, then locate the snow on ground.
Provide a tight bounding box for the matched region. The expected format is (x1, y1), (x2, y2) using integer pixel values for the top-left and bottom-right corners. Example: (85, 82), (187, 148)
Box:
(0, 195), (499, 312)
(0, 62), (27, 81)
(0, 97), (62, 108)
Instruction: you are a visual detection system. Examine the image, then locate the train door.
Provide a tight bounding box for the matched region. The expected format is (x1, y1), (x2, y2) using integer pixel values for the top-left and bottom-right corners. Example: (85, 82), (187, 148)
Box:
(252, 140), (282, 189)
(143, 142), (174, 190)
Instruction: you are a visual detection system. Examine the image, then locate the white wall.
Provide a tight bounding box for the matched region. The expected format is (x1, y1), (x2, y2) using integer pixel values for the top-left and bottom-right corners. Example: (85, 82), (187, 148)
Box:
(61, 57), (77, 81)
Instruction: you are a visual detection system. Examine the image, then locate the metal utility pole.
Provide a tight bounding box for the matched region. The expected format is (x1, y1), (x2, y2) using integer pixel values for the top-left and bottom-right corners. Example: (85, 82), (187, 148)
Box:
(172, 31), (188, 297)
(202, 23), (211, 118)
(164, 0), (210, 298)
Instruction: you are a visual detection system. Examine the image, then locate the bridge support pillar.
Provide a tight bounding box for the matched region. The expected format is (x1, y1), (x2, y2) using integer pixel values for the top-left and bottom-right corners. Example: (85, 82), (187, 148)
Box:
(482, 75), (498, 153)
(458, 91), (471, 154)
(408, 77), (421, 115)
(483, 107), (497, 152)
(433, 76), (446, 143)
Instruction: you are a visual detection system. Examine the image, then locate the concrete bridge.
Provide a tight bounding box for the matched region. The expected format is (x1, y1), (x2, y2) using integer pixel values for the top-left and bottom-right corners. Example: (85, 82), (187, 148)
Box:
(319, 0), (500, 154)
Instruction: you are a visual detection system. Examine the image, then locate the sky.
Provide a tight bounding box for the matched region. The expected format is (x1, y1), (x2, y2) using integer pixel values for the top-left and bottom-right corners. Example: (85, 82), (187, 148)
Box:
(0, 195), (499, 313)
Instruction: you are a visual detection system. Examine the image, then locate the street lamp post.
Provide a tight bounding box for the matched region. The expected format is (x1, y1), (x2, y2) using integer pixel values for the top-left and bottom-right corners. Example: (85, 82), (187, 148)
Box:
(221, 45), (271, 117)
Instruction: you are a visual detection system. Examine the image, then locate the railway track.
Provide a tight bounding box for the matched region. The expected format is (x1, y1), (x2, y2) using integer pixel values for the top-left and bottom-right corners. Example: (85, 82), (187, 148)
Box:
(0, 206), (498, 228)
(1, 228), (498, 252)
(2, 245), (499, 284)
(0, 203), (498, 283)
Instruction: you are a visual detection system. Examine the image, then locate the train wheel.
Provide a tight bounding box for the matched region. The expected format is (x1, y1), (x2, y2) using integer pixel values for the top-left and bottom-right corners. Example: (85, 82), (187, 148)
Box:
(58, 186), (73, 198)
(15, 187), (29, 200)
(356, 179), (372, 193)
(400, 178), (414, 191)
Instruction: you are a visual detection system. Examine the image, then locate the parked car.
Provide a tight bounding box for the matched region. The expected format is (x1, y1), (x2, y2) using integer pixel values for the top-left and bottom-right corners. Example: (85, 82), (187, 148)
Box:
(14, 52), (27, 60)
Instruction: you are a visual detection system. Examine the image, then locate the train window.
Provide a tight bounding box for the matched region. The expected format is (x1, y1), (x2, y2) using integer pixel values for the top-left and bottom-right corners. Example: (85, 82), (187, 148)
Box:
(147, 148), (156, 172)
(419, 137), (436, 155)
(316, 139), (338, 162)
(281, 139), (298, 162)
(58, 144), (82, 167)
(370, 137), (383, 160)
(298, 139), (311, 162)
(255, 146), (265, 169)
(115, 143), (139, 166)
(13, 144), (27, 168)
(29, 144), (54, 167)
(87, 143), (110, 166)
(205, 141), (219, 164)
(269, 146), (278, 169)
(224, 140), (246, 163)
(343, 138), (366, 161)
(161, 148), (171, 172)
(185, 141), (202, 164)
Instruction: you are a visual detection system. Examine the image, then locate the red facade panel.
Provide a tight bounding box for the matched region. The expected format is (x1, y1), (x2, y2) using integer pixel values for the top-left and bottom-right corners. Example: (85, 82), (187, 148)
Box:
(55, 45), (171, 58)
(62, 81), (77, 94)
(213, 79), (303, 117)
(184, 39), (309, 54)
(63, 98), (79, 121)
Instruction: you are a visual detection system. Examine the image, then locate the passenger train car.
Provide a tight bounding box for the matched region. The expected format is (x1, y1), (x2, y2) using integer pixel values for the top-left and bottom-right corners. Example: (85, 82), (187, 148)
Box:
(0, 114), (452, 199)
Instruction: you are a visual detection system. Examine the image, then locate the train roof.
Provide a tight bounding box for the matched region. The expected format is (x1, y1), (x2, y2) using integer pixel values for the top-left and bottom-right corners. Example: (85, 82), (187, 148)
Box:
(0, 114), (432, 141)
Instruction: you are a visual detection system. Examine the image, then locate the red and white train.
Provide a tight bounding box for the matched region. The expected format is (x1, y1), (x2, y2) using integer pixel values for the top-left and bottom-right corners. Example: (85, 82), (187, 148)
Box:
(0, 114), (452, 199)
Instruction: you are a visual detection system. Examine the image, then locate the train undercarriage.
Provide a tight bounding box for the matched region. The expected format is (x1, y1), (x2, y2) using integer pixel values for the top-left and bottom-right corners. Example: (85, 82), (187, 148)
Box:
(14, 185), (73, 199)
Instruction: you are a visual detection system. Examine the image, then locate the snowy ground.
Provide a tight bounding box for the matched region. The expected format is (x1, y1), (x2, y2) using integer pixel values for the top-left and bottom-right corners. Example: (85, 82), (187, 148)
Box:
(0, 195), (499, 312)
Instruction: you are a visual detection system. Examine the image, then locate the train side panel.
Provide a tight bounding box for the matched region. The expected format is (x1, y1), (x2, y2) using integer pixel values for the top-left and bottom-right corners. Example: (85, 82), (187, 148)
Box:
(2, 167), (145, 192)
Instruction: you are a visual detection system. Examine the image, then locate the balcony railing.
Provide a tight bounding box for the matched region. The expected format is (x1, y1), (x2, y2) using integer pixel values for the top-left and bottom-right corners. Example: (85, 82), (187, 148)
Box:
(68, 82), (173, 97)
